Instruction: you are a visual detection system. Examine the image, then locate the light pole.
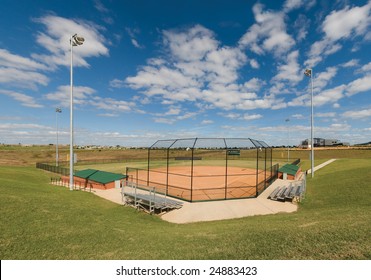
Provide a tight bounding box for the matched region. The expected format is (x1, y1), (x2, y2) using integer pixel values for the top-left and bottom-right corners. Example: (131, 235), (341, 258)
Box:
(285, 118), (290, 163)
(304, 68), (314, 178)
(55, 108), (62, 167)
(69, 34), (85, 191)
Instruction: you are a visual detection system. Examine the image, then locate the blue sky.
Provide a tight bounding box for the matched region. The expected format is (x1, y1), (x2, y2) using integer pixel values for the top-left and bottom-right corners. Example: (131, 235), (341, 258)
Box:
(0, 0), (370, 147)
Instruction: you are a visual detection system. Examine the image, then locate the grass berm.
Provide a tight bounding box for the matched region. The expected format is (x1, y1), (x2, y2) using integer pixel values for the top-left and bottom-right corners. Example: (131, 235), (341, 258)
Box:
(0, 145), (370, 259)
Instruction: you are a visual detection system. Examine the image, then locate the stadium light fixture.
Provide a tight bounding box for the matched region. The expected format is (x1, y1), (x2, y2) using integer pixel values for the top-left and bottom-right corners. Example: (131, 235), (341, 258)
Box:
(69, 34), (85, 191)
(304, 68), (314, 178)
(72, 35), (85, 46)
(55, 108), (62, 167)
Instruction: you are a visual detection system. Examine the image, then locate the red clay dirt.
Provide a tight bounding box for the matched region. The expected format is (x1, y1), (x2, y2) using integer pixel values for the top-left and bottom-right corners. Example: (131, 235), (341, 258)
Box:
(127, 166), (267, 201)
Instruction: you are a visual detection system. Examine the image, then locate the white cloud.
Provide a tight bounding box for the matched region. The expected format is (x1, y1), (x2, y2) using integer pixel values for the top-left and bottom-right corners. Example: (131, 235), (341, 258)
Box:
(126, 66), (199, 93)
(322, 3), (371, 41)
(271, 100), (288, 110)
(268, 82), (290, 96)
(249, 59), (259, 69)
(45, 85), (96, 107)
(164, 107), (181, 116)
(131, 39), (142, 49)
(154, 106), (181, 117)
(243, 113), (263, 121)
(235, 97), (278, 110)
(360, 62), (371, 72)
(91, 98), (135, 113)
(33, 15), (109, 68)
(176, 112), (198, 120)
(258, 124), (308, 132)
(239, 3), (295, 56)
(341, 59), (359, 68)
(0, 66), (49, 89)
(272, 50), (302, 85)
(153, 117), (175, 124)
(0, 123), (51, 130)
(0, 90), (43, 108)
(283, 0), (305, 12)
(289, 71), (371, 108)
(315, 112), (336, 118)
(97, 113), (119, 117)
(305, 2), (371, 67)
(313, 85), (345, 106)
(124, 24), (269, 111)
(0, 49), (49, 89)
(152, 109), (198, 125)
(201, 120), (214, 125)
(289, 84), (346, 107)
(126, 27), (144, 49)
(44, 85), (136, 114)
(109, 78), (126, 88)
(204, 47), (247, 83)
(287, 92), (308, 107)
(343, 109), (371, 119)
(293, 14), (310, 42)
(94, 0), (109, 13)
(314, 67), (338, 91)
(163, 25), (218, 62)
(292, 114), (305, 119)
(0, 49), (47, 71)
(328, 123), (351, 131)
(243, 78), (265, 91)
(138, 97), (151, 105)
(346, 74), (371, 96)
(222, 113), (241, 119)
(0, 122), (56, 144)
(305, 39), (342, 67)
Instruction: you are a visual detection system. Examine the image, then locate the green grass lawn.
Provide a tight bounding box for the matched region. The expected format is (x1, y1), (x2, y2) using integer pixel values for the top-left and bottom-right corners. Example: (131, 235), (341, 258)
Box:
(1, 156), (370, 259)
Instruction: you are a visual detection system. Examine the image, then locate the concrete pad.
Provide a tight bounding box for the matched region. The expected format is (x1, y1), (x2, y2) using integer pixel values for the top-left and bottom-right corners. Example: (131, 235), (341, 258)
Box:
(89, 178), (299, 224)
(161, 179), (298, 224)
(92, 188), (123, 204)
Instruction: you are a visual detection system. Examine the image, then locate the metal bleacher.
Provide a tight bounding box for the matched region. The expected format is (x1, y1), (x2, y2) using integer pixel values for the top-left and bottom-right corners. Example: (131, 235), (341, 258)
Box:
(121, 181), (183, 214)
(268, 174), (306, 203)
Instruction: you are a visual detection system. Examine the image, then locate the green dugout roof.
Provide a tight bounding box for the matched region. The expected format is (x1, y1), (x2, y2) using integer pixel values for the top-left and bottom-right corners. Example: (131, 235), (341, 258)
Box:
(74, 169), (126, 184)
(278, 164), (300, 176)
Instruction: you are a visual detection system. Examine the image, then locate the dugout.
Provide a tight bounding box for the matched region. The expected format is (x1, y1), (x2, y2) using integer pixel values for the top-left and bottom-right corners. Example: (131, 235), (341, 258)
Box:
(278, 164), (301, 180)
(62, 169), (126, 190)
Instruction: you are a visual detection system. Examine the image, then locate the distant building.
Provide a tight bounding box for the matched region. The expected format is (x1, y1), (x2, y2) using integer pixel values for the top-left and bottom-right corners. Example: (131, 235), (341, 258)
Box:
(300, 138), (350, 148)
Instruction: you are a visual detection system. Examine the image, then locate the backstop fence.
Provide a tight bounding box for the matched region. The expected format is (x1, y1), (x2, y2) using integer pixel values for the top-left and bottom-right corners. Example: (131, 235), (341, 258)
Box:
(126, 138), (278, 202)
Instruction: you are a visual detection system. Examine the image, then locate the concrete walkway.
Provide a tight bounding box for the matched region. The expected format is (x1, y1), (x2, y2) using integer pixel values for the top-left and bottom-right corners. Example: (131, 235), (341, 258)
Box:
(91, 178), (299, 223)
(307, 159), (336, 174)
(161, 179), (298, 224)
(92, 187), (123, 204)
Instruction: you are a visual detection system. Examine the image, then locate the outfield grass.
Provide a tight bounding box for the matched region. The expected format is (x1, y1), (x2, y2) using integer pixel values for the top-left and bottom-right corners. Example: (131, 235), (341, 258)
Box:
(1, 150), (370, 259)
